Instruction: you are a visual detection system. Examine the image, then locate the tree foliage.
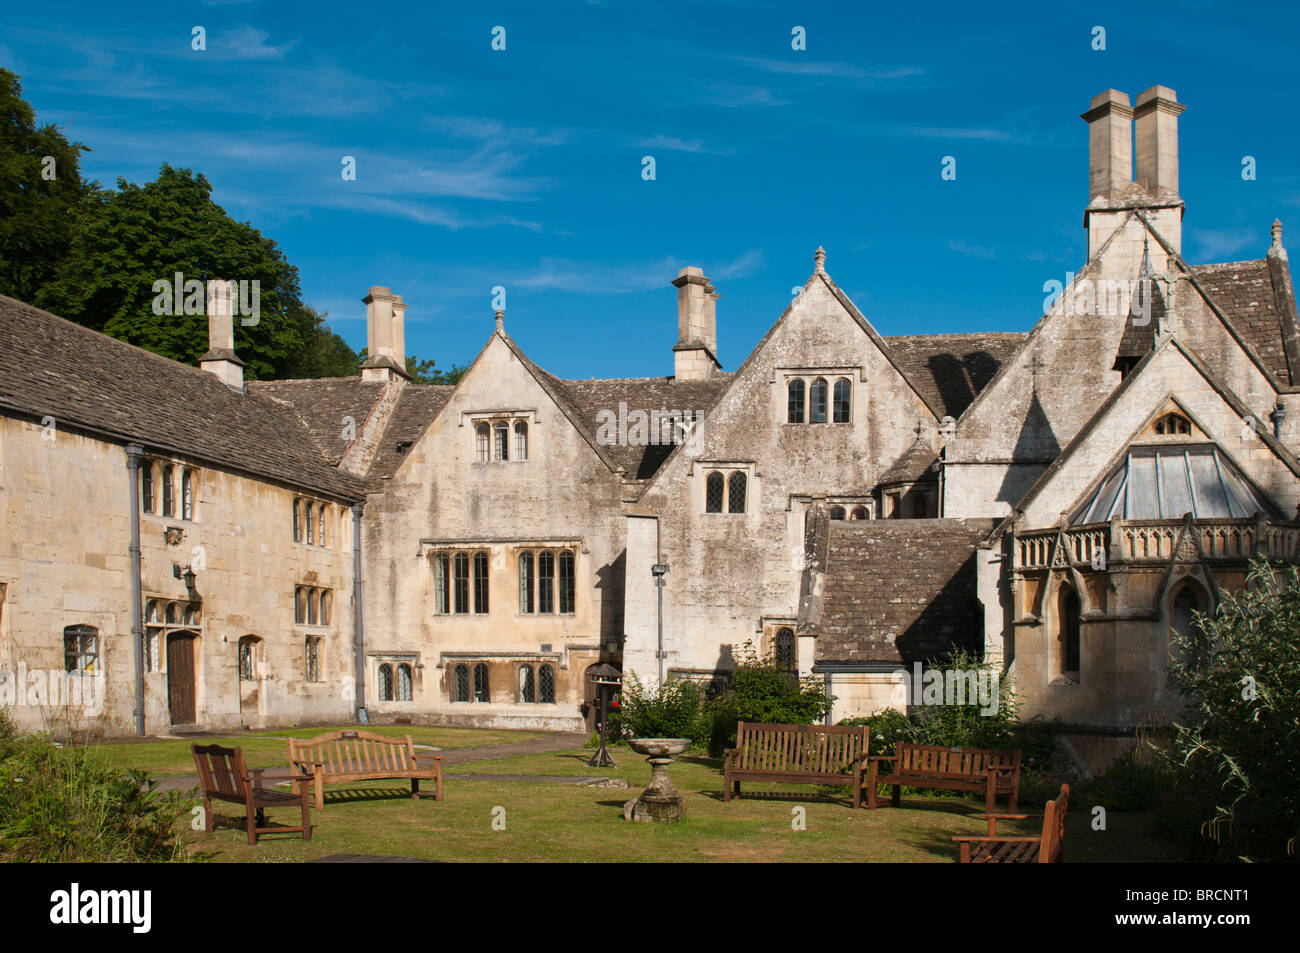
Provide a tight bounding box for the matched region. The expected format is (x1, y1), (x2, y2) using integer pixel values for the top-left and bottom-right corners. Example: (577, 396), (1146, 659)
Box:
(1166, 557), (1300, 862)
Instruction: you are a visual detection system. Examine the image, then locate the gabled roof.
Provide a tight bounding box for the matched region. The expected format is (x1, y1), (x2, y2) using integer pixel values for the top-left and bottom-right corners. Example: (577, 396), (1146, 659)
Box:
(0, 294), (366, 500)
(884, 332), (1027, 419)
(1188, 260), (1290, 384)
(554, 374), (733, 481)
(812, 518), (998, 665)
(248, 377), (386, 465)
(880, 430), (940, 487)
(364, 384), (455, 483)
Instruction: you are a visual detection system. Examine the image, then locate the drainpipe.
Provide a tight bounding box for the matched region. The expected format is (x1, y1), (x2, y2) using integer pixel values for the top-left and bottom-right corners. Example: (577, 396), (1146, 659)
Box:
(824, 672), (833, 726)
(351, 502), (368, 724)
(125, 444), (146, 736)
(1272, 402), (1286, 440)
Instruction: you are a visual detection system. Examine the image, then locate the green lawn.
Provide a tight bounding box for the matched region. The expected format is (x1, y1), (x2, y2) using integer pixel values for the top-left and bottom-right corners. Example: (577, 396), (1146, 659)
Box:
(80, 725), (544, 777)
(177, 745), (1186, 863)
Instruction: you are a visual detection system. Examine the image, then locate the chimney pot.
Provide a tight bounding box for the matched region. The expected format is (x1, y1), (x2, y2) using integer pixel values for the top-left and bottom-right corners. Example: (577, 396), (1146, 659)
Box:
(360, 285), (410, 383)
(1081, 89), (1134, 203)
(671, 267), (719, 380)
(200, 279), (244, 389)
(1134, 85), (1185, 197)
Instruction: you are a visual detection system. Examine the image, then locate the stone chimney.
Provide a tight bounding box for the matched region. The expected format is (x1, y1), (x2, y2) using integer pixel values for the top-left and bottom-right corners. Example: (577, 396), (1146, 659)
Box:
(1081, 89), (1133, 203)
(360, 285), (410, 383)
(1134, 85), (1185, 197)
(200, 279), (245, 389)
(672, 267), (720, 380)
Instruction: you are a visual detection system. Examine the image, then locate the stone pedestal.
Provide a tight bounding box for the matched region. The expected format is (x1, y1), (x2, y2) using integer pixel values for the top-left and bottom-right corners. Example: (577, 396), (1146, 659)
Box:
(624, 757), (685, 823)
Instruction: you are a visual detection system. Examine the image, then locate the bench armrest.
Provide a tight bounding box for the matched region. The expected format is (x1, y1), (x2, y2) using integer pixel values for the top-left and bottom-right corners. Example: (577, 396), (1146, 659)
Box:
(951, 835), (1042, 844)
(868, 754), (897, 763)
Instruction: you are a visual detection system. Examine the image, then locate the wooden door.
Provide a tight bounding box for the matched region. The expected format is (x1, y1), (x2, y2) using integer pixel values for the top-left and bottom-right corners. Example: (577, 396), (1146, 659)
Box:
(167, 632), (197, 724)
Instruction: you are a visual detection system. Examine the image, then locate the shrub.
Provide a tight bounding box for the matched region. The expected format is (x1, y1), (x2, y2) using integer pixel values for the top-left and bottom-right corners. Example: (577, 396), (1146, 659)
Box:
(839, 708), (917, 757)
(0, 711), (189, 862)
(609, 674), (706, 744)
(703, 642), (830, 754)
(1163, 556), (1300, 861)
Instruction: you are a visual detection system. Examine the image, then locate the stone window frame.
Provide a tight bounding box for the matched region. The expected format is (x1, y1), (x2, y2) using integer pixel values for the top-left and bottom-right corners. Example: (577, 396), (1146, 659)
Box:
(776, 367), (865, 426)
(516, 661), (557, 705)
(515, 546), (578, 617)
(292, 497), (335, 549)
(238, 635), (261, 681)
(465, 410), (537, 466)
(294, 585), (333, 628)
(63, 624), (99, 675)
(304, 635), (324, 683)
(375, 662), (413, 702)
(699, 462), (756, 516)
(141, 458), (200, 522)
(429, 548), (491, 616)
(144, 597), (203, 673)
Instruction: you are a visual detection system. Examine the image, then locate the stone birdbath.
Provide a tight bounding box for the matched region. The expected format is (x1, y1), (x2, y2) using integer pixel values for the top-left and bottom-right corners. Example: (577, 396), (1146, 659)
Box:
(623, 738), (691, 823)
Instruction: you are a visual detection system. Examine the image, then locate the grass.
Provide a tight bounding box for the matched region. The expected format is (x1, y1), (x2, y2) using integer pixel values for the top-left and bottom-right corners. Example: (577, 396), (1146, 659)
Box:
(175, 746), (1186, 863)
(78, 725), (545, 777)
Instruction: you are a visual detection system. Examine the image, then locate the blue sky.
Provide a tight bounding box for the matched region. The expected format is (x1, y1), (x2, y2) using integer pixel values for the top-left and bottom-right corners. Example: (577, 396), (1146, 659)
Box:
(2, 0), (1296, 379)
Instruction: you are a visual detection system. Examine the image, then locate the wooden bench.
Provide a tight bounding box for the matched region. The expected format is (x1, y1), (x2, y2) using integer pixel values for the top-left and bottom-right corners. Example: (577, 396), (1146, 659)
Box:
(192, 743), (311, 845)
(867, 743), (1021, 812)
(287, 729), (443, 810)
(952, 784), (1069, 863)
(723, 721), (871, 808)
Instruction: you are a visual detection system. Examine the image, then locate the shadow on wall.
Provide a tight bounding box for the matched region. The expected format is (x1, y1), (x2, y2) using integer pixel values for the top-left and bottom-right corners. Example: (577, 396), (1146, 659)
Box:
(596, 550), (626, 643)
(894, 557), (984, 665)
(995, 392), (1061, 506)
(925, 350), (1002, 418)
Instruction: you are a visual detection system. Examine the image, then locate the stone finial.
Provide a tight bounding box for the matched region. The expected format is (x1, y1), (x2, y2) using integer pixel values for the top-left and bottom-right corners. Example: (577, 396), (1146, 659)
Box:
(495, 309), (505, 331)
(1272, 219), (1284, 252)
(814, 246), (826, 274)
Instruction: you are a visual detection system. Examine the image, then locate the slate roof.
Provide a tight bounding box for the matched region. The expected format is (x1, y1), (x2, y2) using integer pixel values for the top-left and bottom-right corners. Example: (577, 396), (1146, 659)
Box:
(883, 333), (1027, 419)
(1189, 260), (1290, 384)
(880, 431), (941, 487)
(0, 294), (366, 500)
(248, 378), (386, 465)
(813, 518), (998, 665)
(554, 374), (734, 481)
(366, 384), (455, 482)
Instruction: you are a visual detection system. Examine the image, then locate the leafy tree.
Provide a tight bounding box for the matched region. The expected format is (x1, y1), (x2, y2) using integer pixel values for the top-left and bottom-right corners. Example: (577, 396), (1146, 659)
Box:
(406, 354), (467, 386)
(0, 68), (90, 303)
(1166, 557), (1300, 862)
(36, 164), (308, 380)
(285, 303), (360, 379)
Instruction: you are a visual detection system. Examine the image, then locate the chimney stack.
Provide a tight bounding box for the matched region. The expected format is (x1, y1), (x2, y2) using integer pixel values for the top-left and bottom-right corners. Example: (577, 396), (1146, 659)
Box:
(360, 285), (410, 383)
(1081, 89), (1134, 203)
(1134, 85), (1185, 197)
(672, 267), (720, 380)
(200, 279), (245, 389)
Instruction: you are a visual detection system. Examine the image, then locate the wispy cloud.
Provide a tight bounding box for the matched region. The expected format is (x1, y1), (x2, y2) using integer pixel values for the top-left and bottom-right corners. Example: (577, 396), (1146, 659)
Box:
(216, 27), (299, 61)
(509, 249), (764, 294)
(732, 57), (923, 84)
(630, 134), (733, 155)
(698, 83), (790, 108)
(948, 240), (998, 260)
(1190, 227), (1258, 261)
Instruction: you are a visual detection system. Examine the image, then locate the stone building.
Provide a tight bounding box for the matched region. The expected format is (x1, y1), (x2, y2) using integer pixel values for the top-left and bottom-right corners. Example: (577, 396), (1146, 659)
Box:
(1, 84), (1297, 742)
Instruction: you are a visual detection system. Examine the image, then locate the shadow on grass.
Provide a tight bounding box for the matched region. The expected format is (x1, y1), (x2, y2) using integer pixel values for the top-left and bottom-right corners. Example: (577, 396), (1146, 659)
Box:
(317, 786), (435, 806)
(698, 788), (855, 808)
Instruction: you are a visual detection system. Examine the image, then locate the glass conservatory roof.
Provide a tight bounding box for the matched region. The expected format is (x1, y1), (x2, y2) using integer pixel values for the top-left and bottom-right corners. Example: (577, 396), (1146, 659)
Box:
(1073, 444), (1278, 524)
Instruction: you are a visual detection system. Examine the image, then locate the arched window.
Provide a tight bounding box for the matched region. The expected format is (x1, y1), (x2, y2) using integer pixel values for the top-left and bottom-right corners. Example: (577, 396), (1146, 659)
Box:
(519, 665), (535, 703)
(141, 463), (155, 513)
(787, 379), (805, 423)
(728, 472), (747, 514)
(307, 588), (319, 625)
(775, 628), (796, 674)
(453, 553), (470, 614)
(305, 636), (322, 682)
(829, 506), (845, 520)
(473, 552), (489, 614)
(833, 378), (852, 423)
(473, 663), (490, 702)
(433, 553), (450, 614)
(518, 552), (534, 613)
(538, 551), (555, 614)
(162, 465), (175, 516)
(558, 550), (575, 614)
(320, 590), (332, 627)
(166, 601), (181, 625)
(293, 499), (302, 542)
(397, 664), (413, 701)
(539, 664), (555, 704)
(181, 469), (195, 520)
(1168, 584), (1202, 672)
(851, 506), (869, 520)
(514, 421), (528, 461)
(809, 379), (828, 423)
(476, 423), (490, 462)
(319, 505), (329, 547)
(453, 663), (470, 702)
(306, 502), (316, 545)
(1155, 413), (1191, 435)
(295, 587), (306, 624)
(63, 625), (99, 674)
(238, 636), (259, 681)
(1057, 586), (1081, 680)
(184, 604), (201, 626)
(494, 422), (509, 461)
(378, 663), (394, 702)
(706, 472), (725, 513)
